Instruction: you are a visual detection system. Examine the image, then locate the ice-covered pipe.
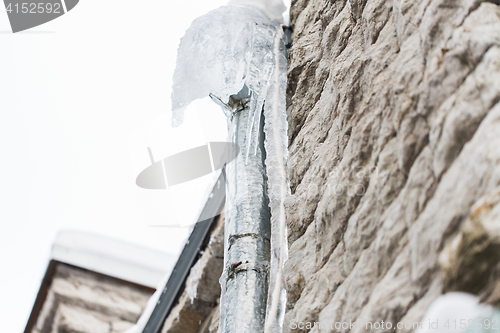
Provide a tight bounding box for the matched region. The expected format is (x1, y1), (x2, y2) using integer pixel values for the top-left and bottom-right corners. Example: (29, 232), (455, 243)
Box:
(170, 3), (288, 332)
(219, 88), (271, 332)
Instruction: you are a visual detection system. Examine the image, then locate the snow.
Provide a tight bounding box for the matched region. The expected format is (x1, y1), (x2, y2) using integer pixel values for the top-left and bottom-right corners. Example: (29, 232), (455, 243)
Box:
(415, 293), (494, 333)
(52, 230), (175, 288)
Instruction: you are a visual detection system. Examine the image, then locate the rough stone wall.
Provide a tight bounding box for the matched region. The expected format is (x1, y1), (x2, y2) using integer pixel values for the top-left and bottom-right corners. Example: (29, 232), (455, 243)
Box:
(284, 0), (500, 331)
(30, 263), (152, 333)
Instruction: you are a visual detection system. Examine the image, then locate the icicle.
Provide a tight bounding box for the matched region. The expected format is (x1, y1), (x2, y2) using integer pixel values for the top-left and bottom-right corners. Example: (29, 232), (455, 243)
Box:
(170, 5), (280, 161)
(263, 27), (289, 333)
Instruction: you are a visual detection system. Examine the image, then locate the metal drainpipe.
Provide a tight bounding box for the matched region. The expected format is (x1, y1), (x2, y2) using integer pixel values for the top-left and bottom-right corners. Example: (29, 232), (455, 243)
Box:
(218, 95), (271, 332)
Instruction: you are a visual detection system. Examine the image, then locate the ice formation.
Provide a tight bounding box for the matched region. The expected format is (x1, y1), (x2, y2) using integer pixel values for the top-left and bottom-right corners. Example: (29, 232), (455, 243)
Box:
(227, 0), (286, 23)
(171, 5), (279, 160)
(171, 3), (289, 332)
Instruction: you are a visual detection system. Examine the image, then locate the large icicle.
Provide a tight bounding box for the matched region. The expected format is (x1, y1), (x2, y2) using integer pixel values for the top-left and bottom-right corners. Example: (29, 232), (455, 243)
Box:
(263, 27), (289, 333)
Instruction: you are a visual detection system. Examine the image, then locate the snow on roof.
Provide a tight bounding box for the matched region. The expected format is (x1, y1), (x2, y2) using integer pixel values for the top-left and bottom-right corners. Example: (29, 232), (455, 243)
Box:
(51, 230), (175, 289)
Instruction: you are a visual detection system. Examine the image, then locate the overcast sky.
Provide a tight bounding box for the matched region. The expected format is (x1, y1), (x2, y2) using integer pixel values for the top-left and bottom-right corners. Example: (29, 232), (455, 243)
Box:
(0, 1), (233, 331)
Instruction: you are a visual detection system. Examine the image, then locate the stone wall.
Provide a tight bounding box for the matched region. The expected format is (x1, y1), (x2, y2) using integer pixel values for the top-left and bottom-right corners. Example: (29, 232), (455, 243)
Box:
(284, 0), (500, 331)
(29, 263), (153, 333)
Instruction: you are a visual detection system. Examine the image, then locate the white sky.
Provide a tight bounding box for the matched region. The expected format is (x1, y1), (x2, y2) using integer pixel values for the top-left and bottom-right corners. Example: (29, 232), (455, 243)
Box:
(0, 0), (231, 331)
